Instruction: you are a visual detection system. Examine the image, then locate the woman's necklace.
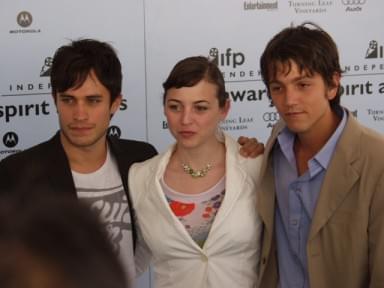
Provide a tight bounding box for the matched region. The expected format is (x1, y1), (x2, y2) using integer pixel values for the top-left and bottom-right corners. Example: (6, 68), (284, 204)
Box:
(181, 163), (212, 178)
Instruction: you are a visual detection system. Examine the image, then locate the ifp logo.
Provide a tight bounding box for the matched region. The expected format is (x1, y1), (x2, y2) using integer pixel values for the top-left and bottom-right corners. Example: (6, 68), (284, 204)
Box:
(209, 47), (245, 68)
(3, 132), (19, 148)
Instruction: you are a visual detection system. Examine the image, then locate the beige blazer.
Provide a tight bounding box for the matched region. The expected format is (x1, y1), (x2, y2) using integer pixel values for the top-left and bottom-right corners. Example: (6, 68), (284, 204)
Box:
(257, 111), (384, 288)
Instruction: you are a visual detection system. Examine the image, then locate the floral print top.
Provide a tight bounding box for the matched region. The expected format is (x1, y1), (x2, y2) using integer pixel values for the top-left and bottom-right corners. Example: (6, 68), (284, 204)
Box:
(161, 177), (226, 248)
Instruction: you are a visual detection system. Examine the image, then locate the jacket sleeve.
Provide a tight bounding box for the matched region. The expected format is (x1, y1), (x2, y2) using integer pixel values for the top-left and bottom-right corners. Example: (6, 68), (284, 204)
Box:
(0, 157), (16, 196)
(369, 171), (384, 287)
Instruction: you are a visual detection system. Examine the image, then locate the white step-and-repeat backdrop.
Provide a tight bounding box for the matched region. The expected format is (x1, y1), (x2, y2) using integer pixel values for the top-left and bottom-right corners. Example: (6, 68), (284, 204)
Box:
(1, 0), (383, 287)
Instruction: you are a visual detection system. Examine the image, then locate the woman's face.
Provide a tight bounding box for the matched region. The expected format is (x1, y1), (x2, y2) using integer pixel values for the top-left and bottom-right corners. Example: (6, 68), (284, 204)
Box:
(164, 79), (229, 150)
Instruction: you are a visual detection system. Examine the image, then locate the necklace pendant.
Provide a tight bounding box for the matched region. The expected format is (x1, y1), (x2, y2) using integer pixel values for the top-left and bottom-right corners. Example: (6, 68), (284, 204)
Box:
(182, 163), (212, 178)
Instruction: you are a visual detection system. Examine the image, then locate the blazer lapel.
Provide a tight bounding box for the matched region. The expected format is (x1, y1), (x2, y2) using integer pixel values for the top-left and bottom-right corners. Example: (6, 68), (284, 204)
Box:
(309, 114), (361, 240)
(258, 163), (276, 240)
(147, 147), (173, 221)
(213, 156), (245, 228)
(46, 133), (77, 197)
(257, 122), (282, 255)
(208, 134), (247, 231)
(148, 146), (204, 251)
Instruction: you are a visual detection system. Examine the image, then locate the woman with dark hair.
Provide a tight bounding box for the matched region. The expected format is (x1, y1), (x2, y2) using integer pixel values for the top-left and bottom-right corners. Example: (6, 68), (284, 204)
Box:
(129, 56), (262, 288)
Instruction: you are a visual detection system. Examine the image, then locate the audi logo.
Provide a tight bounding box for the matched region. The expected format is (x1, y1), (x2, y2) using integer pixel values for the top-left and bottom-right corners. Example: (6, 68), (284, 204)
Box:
(263, 112), (280, 122)
(341, 0), (366, 5)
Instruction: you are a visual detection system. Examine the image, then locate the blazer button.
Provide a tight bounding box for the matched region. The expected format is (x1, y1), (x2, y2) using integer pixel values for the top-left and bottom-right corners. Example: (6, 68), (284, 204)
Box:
(201, 255), (208, 262)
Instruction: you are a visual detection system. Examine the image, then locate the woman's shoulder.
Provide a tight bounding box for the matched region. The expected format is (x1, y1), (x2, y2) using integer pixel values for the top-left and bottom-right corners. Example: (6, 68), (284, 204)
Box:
(223, 133), (263, 184)
(130, 152), (163, 177)
(129, 144), (174, 178)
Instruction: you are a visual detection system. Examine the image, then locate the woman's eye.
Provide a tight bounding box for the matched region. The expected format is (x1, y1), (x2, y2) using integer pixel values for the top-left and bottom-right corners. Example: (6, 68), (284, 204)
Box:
(195, 106), (208, 112)
(168, 104), (180, 111)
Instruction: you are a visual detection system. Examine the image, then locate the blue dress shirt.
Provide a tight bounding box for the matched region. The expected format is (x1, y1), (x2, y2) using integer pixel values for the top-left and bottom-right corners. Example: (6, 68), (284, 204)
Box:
(273, 108), (347, 288)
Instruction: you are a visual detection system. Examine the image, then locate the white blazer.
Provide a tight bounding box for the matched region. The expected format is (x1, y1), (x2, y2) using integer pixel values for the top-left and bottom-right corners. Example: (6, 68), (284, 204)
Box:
(129, 133), (262, 288)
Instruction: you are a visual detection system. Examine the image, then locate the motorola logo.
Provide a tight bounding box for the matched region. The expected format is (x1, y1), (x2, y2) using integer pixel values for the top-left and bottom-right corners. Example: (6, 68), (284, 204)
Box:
(10, 11), (40, 34)
(108, 126), (121, 138)
(262, 112), (280, 122)
(3, 132), (19, 148)
(341, 0), (366, 4)
(17, 11), (33, 28)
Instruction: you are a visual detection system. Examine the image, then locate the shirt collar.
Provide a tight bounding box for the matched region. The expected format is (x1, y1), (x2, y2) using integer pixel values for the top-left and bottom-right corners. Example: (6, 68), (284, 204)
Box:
(277, 107), (347, 175)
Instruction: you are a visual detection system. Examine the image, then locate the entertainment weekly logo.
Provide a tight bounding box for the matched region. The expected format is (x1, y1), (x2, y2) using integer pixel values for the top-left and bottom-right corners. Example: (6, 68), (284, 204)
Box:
(243, 1), (278, 11)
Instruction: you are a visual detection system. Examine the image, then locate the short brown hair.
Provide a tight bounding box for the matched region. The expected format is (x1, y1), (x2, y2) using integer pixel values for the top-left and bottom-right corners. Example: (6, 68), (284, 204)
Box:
(260, 22), (342, 108)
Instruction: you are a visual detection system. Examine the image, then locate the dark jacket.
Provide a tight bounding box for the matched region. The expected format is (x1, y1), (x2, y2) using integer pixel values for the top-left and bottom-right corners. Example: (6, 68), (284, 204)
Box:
(0, 131), (157, 248)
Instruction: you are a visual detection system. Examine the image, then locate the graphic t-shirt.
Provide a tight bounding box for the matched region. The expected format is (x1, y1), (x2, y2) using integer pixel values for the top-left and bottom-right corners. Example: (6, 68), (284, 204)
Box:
(72, 148), (135, 287)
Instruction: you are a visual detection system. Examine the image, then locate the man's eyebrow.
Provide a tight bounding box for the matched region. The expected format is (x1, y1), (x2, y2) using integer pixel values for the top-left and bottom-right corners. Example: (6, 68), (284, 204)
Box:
(86, 95), (102, 98)
(269, 75), (312, 84)
(58, 93), (102, 98)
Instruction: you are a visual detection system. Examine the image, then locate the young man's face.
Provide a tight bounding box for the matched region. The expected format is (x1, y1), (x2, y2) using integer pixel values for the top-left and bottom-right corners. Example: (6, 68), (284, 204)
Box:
(268, 60), (339, 137)
(55, 70), (121, 152)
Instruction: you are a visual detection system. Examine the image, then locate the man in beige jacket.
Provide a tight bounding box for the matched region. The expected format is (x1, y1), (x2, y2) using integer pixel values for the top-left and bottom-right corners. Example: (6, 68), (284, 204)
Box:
(257, 22), (384, 288)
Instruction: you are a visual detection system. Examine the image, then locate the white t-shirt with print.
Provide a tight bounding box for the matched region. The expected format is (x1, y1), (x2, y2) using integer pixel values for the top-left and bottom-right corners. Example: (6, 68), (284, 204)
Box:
(72, 147), (135, 287)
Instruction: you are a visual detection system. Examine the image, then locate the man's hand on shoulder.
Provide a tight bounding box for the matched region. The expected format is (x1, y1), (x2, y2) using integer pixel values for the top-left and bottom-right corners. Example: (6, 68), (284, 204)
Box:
(238, 136), (264, 158)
